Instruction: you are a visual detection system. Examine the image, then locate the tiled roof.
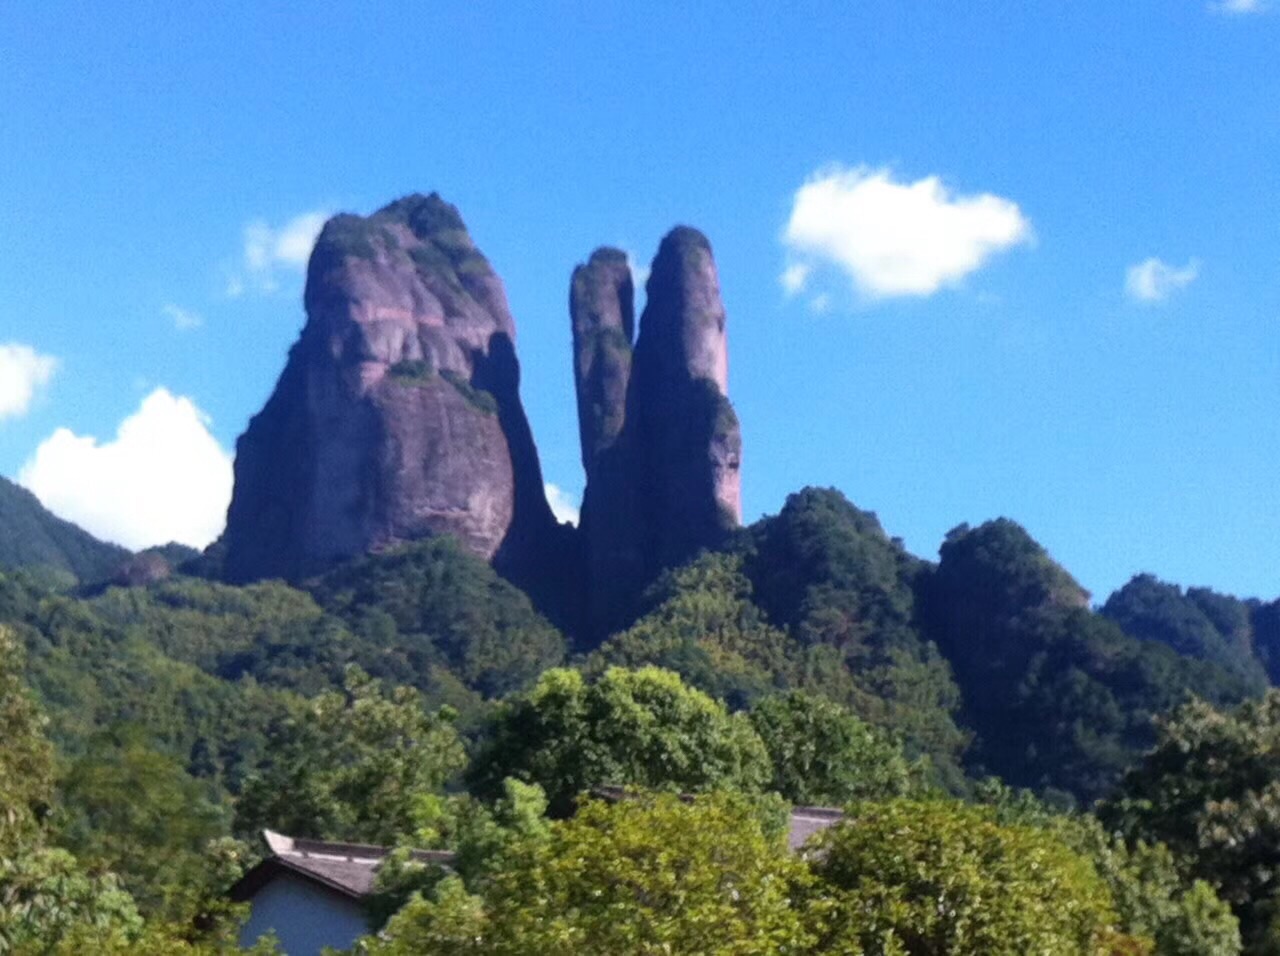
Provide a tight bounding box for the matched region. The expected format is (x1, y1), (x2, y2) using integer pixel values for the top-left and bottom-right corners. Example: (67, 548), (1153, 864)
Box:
(232, 799), (846, 905)
(231, 830), (454, 901)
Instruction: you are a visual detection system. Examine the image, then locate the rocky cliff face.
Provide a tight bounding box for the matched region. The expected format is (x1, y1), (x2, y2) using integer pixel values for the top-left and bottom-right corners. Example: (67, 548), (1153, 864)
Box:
(221, 195), (738, 640)
(574, 228), (742, 635)
(628, 227), (741, 543)
(570, 248), (634, 472)
(221, 194), (561, 589)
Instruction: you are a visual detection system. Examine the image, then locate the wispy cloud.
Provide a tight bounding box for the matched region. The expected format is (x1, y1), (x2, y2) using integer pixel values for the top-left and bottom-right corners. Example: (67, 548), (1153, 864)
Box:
(780, 263), (811, 295)
(782, 165), (1032, 302)
(162, 303), (203, 331)
(19, 388), (234, 549)
(1125, 257), (1200, 303)
(228, 209), (330, 297)
(545, 482), (580, 526)
(1211, 0), (1268, 14)
(0, 343), (58, 421)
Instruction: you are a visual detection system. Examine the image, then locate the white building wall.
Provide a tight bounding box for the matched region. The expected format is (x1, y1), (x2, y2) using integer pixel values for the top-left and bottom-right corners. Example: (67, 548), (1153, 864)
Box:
(239, 873), (369, 956)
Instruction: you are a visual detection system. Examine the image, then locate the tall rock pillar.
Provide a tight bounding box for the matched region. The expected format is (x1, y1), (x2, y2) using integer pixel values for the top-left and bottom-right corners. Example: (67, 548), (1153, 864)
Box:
(573, 227), (742, 638)
(221, 193), (563, 596)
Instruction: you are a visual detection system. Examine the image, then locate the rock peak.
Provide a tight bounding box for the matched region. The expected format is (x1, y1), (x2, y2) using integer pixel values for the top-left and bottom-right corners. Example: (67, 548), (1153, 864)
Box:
(588, 246), (630, 266)
(574, 226), (741, 637)
(571, 248), (635, 472)
(222, 195), (560, 595)
(654, 225), (712, 255)
(219, 197), (740, 640)
(375, 192), (468, 238)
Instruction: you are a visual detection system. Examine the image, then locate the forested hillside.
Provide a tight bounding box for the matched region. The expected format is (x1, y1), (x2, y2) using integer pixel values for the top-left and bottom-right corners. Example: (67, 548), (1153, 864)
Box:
(0, 476), (128, 586)
(2, 485), (1278, 951)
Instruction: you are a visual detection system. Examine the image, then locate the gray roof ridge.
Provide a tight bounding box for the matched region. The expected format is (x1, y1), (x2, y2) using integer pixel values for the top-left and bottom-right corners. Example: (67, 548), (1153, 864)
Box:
(262, 830), (455, 865)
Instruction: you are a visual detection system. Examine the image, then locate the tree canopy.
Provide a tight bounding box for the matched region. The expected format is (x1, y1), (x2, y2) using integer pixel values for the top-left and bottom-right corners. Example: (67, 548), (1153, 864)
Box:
(1103, 691), (1280, 954)
(468, 666), (771, 813)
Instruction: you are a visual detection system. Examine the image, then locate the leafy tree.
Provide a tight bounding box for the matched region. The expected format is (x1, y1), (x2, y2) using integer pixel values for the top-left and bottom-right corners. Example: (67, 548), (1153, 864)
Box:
(91, 577), (328, 676)
(432, 779), (552, 889)
(1249, 599), (1280, 685)
(921, 519), (1255, 802)
(365, 778), (552, 930)
(977, 781), (1239, 956)
(0, 626), (54, 855)
(362, 877), (488, 954)
(0, 847), (144, 953)
(235, 667), (466, 845)
(805, 798), (1143, 955)
(748, 690), (914, 805)
(468, 666), (771, 813)
(309, 538), (567, 698)
(0, 571), (296, 794)
(0, 627), (267, 953)
(365, 792), (814, 955)
(1101, 575), (1266, 690)
(587, 553), (795, 709)
(737, 488), (969, 786)
(54, 726), (229, 919)
(1103, 691), (1280, 953)
(2, 845), (270, 954)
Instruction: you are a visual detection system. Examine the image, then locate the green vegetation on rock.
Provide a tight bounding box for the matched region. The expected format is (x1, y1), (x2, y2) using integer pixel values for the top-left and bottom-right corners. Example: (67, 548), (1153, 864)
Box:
(440, 369), (499, 414)
(387, 358), (435, 384)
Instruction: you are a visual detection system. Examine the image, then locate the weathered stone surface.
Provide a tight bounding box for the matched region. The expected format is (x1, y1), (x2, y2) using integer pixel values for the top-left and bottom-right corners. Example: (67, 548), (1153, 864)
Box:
(571, 249), (639, 635)
(629, 227), (741, 539)
(570, 248), (634, 472)
(221, 194), (560, 588)
(221, 197), (737, 641)
(574, 227), (742, 636)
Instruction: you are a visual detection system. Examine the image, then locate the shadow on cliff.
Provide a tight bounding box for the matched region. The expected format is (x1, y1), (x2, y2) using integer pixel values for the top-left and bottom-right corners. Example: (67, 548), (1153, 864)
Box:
(475, 332), (586, 640)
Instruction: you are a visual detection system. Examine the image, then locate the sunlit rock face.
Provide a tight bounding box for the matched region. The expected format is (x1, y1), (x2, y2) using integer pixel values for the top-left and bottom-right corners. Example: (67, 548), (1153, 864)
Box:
(573, 227), (742, 637)
(221, 195), (740, 642)
(221, 194), (559, 587)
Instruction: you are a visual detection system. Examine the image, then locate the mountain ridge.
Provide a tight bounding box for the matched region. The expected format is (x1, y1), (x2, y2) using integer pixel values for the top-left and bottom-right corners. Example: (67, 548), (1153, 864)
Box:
(0, 475), (129, 585)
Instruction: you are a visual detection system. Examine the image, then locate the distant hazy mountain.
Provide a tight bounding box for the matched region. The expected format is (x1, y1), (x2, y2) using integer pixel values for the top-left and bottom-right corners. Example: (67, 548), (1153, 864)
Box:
(0, 475), (128, 584)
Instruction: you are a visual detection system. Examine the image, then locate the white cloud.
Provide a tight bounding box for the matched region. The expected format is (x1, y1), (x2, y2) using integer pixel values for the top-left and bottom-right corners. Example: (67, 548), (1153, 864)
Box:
(19, 388), (234, 550)
(782, 165), (1033, 300)
(544, 483), (580, 526)
(1125, 257), (1200, 303)
(229, 209), (329, 296)
(162, 303), (203, 331)
(1212, 0), (1267, 14)
(0, 343), (58, 421)
(781, 263), (811, 295)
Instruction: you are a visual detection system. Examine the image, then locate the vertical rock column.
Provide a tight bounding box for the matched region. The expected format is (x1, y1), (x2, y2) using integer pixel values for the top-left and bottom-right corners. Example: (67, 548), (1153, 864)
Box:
(570, 248), (635, 470)
(571, 249), (640, 634)
(572, 228), (742, 639)
(629, 226), (741, 548)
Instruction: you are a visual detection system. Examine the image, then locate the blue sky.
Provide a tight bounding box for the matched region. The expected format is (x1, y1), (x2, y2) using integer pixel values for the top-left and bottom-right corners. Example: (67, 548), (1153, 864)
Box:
(1, 0), (1276, 602)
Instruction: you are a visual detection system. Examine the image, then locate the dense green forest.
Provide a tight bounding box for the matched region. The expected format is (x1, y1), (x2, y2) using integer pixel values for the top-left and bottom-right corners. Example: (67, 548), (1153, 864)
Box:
(2, 485), (1279, 952)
